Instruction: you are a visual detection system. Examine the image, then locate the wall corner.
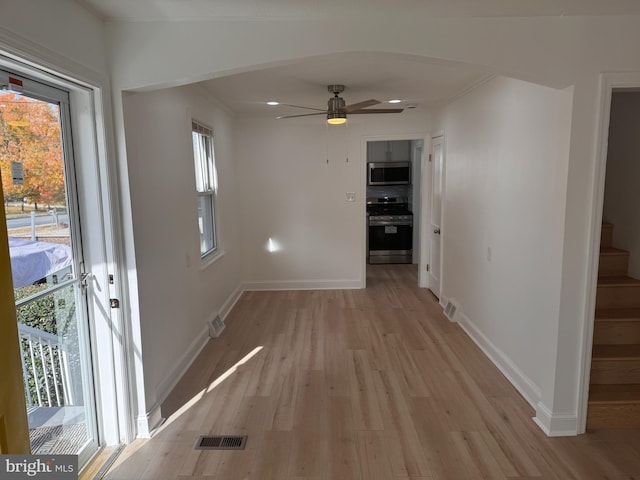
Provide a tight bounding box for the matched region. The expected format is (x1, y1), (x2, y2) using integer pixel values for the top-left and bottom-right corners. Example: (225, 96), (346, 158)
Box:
(534, 401), (578, 437)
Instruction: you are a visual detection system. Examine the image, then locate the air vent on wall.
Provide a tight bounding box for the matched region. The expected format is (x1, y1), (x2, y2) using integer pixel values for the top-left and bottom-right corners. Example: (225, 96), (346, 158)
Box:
(444, 301), (457, 321)
(208, 315), (225, 338)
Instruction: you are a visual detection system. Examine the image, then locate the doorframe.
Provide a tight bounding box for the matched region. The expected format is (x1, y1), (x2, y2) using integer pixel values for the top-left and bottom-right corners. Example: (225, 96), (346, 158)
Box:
(578, 72), (640, 433)
(360, 132), (430, 288)
(0, 45), (133, 450)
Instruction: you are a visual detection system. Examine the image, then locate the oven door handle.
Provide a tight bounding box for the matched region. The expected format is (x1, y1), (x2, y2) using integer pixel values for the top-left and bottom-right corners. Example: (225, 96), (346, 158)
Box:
(369, 220), (413, 227)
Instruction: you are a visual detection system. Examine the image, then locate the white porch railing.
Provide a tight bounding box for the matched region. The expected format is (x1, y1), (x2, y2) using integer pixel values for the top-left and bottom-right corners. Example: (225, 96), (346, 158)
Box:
(17, 323), (73, 408)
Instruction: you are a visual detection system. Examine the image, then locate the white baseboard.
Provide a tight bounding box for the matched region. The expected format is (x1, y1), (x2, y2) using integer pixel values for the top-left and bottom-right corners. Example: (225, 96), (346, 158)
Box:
(143, 283), (247, 438)
(154, 325), (210, 410)
(153, 282), (246, 407)
(439, 293), (449, 311)
(243, 279), (363, 291)
(533, 402), (578, 436)
(456, 310), (578, 436)
(136, 403), (163, 438)
(218, 284), (244, 321)
(456, 311), (542, 410)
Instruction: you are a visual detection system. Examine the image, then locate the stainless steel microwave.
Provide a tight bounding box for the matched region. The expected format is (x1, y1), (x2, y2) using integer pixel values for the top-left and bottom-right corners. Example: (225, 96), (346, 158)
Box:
(367, 161), (411, 185)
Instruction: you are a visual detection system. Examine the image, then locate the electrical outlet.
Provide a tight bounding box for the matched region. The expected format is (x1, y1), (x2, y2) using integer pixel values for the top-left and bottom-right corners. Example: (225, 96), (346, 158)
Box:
(346, 192), (356, 202)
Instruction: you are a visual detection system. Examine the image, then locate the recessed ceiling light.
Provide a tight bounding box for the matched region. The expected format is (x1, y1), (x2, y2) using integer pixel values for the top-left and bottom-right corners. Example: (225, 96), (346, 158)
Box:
(388, 99), (402, 104)
(267, 101), (279, 106)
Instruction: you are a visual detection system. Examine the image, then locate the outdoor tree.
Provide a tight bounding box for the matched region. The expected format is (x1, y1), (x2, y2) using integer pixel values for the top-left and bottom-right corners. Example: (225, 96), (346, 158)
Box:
(0, 92), (65, 210)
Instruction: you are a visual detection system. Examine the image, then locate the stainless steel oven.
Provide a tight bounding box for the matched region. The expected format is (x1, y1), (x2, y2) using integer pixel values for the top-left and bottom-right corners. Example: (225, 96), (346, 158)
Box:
(367, 197), (413, 264)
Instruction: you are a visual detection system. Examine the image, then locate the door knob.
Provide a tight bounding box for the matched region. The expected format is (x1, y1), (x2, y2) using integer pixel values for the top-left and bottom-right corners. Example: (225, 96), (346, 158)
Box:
(434, 228), (441, 234)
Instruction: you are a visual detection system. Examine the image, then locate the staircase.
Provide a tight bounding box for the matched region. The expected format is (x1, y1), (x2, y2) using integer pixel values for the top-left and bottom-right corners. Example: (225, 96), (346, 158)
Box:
(587, 222), (640, 429)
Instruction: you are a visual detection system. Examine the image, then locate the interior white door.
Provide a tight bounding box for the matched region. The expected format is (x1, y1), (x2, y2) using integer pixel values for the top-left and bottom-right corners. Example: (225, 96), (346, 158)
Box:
(429, 136), (444, 298)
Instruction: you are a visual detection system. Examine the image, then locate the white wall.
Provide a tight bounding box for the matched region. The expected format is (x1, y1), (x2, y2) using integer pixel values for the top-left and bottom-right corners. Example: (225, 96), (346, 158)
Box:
(105, 16), (640, 92)
(236, 113), (429, 288)
(603, 91), (640, 278)
(434, 76), (573, 431)
(0, 0), (107, 78)
(122, 85), (242, 420)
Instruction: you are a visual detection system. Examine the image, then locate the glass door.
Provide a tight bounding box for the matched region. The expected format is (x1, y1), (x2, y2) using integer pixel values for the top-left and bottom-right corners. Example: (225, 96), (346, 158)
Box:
(0, 69), (98, 464)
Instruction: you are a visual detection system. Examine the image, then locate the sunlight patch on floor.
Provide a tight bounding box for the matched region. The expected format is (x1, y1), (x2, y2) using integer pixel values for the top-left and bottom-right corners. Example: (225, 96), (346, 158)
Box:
(158, 346), (264, 432)
(206, 346), (263, 393)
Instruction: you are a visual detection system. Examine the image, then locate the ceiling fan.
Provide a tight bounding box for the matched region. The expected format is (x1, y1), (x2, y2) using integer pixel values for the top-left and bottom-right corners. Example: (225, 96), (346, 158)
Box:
(275, 84), (403, 124)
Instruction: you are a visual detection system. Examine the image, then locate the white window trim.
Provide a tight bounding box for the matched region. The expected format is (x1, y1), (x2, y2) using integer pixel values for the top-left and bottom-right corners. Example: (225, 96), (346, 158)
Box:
(191, 120), (219, 260)
(200, 248), (225, 270)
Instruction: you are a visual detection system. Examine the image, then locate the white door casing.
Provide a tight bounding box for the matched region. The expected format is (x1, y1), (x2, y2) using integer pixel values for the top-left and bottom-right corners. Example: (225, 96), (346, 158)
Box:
(0, 49), (131, 456)
(429, 135), (444, 298)
(0, 68), (100, 464)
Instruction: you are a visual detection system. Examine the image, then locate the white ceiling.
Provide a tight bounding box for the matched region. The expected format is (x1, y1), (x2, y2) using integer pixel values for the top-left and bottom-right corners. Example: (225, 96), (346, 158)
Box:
(77, 0), (640, 21)
(198, 53), (491, 118)
(77, 0), (640, 118)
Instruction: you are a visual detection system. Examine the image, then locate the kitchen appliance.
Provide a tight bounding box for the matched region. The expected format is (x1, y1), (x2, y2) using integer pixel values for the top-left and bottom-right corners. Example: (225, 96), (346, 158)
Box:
(367, 161), (411, 186)
(367, 196), (413, 264)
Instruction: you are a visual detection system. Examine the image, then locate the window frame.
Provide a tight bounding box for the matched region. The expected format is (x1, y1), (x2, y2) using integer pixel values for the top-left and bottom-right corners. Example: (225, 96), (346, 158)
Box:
(191, 120), (219, 259)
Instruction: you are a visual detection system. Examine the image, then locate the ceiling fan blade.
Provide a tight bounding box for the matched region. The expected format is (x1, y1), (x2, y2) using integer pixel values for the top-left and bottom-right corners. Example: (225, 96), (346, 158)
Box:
(278, 103), (327, 112)
(343, 99), (380, 113)
(276, 112), (327, 119)
(348, 108), (404, 114)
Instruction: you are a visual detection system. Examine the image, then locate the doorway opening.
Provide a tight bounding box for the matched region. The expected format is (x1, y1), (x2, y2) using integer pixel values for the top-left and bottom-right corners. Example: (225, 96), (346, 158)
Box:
(578, 73), (640, 434)
(1, 68), (99, 462)
(0, 54), (129, 467)
(584, 88), (640, 430)
(364, 136), (427, 289)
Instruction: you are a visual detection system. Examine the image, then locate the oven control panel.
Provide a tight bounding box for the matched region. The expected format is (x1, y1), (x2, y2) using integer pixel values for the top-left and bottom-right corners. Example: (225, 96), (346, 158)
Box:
(368, 215), (413, 226)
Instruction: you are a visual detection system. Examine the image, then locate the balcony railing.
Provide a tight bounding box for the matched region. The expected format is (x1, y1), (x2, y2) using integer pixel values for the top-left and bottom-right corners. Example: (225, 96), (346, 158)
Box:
(17, 323), (73, 408)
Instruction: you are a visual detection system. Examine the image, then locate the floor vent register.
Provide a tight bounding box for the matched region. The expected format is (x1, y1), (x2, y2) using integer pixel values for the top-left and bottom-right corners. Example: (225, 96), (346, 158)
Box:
(195, 435), (247, 450)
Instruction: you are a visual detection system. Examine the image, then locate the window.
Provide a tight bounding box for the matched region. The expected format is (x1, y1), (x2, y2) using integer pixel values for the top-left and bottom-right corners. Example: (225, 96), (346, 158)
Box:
(192, 121), (218, 257)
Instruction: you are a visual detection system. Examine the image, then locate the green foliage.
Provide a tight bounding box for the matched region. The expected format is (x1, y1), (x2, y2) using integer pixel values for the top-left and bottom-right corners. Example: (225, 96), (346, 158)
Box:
(15, 284), (55, 333)
(15, 284), (79, 407)
(15, 283), (76, 335)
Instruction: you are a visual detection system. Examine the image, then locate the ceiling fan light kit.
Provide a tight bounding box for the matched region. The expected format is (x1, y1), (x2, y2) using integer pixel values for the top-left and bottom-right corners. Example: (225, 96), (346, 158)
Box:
(327, 111), (347, 125)
(274, 84), (404, 124)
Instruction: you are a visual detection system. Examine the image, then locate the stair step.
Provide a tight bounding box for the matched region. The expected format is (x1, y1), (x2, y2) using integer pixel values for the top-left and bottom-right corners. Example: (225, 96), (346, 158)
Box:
(601, 222), (614, 249)
(595, 308), (640, 320)
(589, 383), (640, 402)
(592, 344), (640, 359)
(596, 277), (640, 309)
(590, 345), (640, 384)
(587, 384), (640, 429)
(598, 276), (640, 287)
(600, 247), (630, 256)
(594, 318), (640, 345)
(598, 247), (630, 277)
(590, 222), (640, 427)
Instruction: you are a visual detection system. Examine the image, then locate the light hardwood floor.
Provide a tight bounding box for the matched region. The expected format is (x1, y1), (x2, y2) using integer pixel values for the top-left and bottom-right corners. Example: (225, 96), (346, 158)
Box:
(104, 265), (640, 479)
